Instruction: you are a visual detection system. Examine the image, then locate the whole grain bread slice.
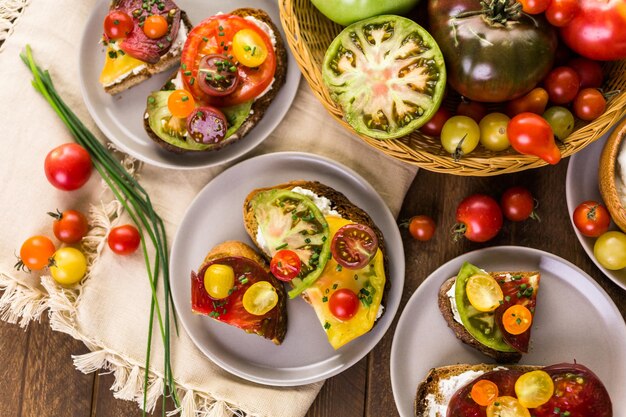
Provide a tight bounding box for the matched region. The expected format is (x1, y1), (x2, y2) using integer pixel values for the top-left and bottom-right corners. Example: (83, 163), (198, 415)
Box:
(415, 363), (540, 417)
(104, 12), (193, 95)
(143, 8), (288, 153)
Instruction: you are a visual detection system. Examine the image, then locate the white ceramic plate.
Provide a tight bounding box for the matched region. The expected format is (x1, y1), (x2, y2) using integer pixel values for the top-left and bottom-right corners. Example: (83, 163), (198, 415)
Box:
(565, 127), (626, 290)
(78, 0), (300, 169)
(170, 152), (404, 386)
(390, 246), (626, 417)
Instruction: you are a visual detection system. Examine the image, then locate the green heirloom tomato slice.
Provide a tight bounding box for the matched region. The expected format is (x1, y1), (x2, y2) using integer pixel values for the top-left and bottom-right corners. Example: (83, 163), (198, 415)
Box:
(322, 15), (446, 140)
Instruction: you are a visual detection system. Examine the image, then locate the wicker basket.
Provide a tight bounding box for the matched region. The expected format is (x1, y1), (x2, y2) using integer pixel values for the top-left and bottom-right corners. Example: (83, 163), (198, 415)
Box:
(279, 0), (626, 176)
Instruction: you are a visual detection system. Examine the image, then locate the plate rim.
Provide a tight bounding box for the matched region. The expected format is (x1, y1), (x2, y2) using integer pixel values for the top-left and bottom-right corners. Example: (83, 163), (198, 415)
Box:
(78, 0), (301, 170)
(390, 244), (626, 417)
(170, 151), (405, 386)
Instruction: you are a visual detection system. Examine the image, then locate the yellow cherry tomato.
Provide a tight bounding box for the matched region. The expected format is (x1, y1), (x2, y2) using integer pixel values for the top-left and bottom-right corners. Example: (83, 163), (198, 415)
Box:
(466, 273), (504, 312)
(143, 15), (168, 39)
(204, 264), (235, 299)
(502, 304), (533, 335)
(486, 396), (531, 417)
(50, 247), (87, 285)
(471, 379), (499, 406)
(167, 89), (196, 118)
(242, 281), (278, 315)
(515, 370), (555, 408)
(232, 29), (268, 67)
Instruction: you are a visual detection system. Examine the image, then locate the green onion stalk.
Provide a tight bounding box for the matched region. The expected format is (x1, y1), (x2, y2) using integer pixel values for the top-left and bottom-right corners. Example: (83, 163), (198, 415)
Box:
(20, 46), (179, 415)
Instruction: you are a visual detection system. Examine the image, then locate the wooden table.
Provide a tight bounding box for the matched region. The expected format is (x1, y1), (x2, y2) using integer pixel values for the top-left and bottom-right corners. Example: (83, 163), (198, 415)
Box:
(1, 161), (624, 416)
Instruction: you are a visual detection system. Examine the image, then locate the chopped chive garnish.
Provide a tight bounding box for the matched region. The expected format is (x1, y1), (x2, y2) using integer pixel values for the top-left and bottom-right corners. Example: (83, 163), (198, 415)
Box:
(332, 284), (338, 289)
(184, 70), (191, 76)
(324, 322), (331, 330)
(243, 45), (251, 51)
(322, 296), (328, 303)
(181, 63), (186, 70)
(335, 265), (342, 272)
(189, 77), (195, 85)
(147, 96), (155, 104)
(108, 50), (117, 59)
(203, 36), (208, 42)
(181, 96), (188, 102)
(275, 243), (288, 250)
(113, 19), (120, 25)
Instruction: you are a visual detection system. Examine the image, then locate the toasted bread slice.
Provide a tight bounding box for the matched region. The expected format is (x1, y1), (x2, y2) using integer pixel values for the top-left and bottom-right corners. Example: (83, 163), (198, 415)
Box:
(191, 240), (288, 344)
(103, 12), (193, 95)
(143, 8), (288, 153)
(415, 364), (540, 417)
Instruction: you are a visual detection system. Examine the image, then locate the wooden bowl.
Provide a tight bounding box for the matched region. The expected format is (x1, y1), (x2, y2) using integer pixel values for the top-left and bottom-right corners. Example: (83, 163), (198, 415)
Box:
(599, 117), (626, 232)
(280, 0), (626, 176)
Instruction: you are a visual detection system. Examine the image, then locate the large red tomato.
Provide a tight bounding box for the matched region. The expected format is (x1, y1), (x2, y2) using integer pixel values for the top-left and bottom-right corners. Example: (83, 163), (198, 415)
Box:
(560, 0), (626, 61)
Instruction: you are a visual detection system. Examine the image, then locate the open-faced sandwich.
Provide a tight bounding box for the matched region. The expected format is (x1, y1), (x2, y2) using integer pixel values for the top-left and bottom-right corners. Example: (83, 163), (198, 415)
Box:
(243, 181), (388, 349)
(440, 263), (540, 363)
(143, 8), (288, 153)
(99, 0), (192, 94)
(415, 362), (612, 417)
(190, 241), (287, 344)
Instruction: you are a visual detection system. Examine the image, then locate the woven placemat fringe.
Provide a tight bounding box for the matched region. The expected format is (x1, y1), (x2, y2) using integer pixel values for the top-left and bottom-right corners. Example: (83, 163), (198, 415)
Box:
(0, 272), (47, 327)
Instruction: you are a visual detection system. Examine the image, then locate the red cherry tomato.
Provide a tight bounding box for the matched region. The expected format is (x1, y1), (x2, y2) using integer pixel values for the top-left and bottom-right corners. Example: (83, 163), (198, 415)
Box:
(518, 0), (551, 14)
(545, 0), (581, 27)
(406, 215), (436, 241)
(573, 201), (611, 237)
(49, 209), (89, 244)
(18, 235), (56, 270)
(573, 88), (607, 121)
(419, 107), (452, 137)
(501, 187), (537, 222)
(270, 249), (302, 281)
(44, 143), (92, 191)
(328, 288), (359, 321)
(103, 11), (134, 40)
(331, 223), (379, 269)
(455, 194), (503, 243)
(107, 224), (141, 255)
(143, 14), (168, 39)
(544, 66), (580, 105)
(567, 58), (604, 89)
(456, 100), (488, 123)
(508, 113), (561, 165)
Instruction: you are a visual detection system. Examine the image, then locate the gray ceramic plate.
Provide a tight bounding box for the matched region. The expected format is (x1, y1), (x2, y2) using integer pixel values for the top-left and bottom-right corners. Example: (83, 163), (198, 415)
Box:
(78, 0), (300, 169)
(169, 152), (404, 386)
(390, 246), (626, 417)
(566, 128), (626, 290)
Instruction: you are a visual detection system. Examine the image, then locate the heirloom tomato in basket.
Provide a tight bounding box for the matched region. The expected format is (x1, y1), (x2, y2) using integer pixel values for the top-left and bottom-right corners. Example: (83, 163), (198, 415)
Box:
(428, 0), (557, 102)
(322, 15), (447, 140)
(310, 0), (419, 26)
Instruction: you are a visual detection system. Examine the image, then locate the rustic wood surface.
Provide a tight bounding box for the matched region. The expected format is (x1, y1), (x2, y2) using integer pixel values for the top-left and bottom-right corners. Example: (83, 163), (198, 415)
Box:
(1, 160), (624, 417)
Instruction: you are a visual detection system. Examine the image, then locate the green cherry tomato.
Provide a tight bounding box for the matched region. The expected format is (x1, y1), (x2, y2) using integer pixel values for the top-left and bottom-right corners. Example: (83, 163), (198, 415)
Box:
(479, 113), (510, 151)
(441, 116), (480, 158)
(543, 106), (575, 141)
(594, 231), (626, 270)
(50, 247), (87, 286)
(311, 0), (419, 26)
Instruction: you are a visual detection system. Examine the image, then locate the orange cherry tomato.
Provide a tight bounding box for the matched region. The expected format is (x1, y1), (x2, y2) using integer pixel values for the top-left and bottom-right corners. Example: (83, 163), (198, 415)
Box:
(18, 235), (56, 270)
(502, 304), (533, 335)
(471, 379), (500, 406)
(143, 15), (168, 39)
(505, 88), (549, 118)
(167, 90), (196, 118)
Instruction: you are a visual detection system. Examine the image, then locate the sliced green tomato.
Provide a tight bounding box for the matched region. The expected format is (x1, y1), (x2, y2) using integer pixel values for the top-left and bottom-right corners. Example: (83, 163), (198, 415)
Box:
(145, 90), (252, 151)
(322, 15), (446, 139)
(455, 262), (517, 353)
(250, 189), (331, 298)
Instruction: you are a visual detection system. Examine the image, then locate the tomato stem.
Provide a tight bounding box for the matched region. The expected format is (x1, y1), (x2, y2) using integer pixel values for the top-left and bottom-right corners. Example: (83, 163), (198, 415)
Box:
(452, 223), (467, 242)
(47, 209), (63, 220)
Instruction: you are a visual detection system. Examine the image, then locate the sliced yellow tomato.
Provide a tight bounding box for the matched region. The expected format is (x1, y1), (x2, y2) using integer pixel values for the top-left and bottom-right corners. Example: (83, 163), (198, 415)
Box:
(466, 273), (504, 312)
(204, 264), (235, 299)
(232, 29), (268, 67)
(515, 370), (555, 408)
(99, 46), (145, 86)
(486, 396), (531, 417)
(243, 281), (278, 315)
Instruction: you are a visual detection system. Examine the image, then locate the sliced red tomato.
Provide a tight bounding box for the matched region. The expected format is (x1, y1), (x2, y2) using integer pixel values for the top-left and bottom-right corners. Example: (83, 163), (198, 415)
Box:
(180, 14), (276, 106)
(270, 249), (301, 281)
(330, 223), (379, 269)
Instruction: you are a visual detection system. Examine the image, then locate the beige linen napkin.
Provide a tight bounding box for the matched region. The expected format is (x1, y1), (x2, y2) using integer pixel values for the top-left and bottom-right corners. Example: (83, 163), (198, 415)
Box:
(0, 1), (417, 416)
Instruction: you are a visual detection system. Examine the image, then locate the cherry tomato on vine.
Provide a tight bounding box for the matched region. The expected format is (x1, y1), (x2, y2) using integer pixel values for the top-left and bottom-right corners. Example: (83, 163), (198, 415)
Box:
(508, 113), (561, 165)
(44, 143), (92, 191)
(143, 14), (168, 39)
(500, 187), (537, 222)
(419, 107), (452, 137)
(270, 250), (301, 281)
(518, 0), (551, 14)
(573, 201), (610, 237)
(454, 194), (503, 243)
(405, 215), (436, 241)
(108, 224), (141, 255)
(544, 66), (580, 105)
(17, 235), (56, 271)
(479, 113), (510, 152)
(573, 88), (606, 121)
(567, 57), (604, 89)
(103, 11), (134, 40)
(545, 0), (581, 27)
(456, 100), (488, 123)
(49, 209), (89, 244)
(49, 247), (87, 285)
(329, 288), (359, 321)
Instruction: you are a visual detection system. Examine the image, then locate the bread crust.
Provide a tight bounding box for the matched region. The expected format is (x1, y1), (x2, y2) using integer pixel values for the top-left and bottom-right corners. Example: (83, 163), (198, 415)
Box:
(104, 12), (193, 95)
(143, 8), (288, 153)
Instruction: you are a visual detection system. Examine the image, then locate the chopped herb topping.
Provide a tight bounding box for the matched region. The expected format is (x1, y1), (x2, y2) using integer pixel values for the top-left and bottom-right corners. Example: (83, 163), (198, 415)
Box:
(243, 45), (251, 51)
(113, 19), (120, 25)
(189, 77), (195, 85)
(238, 275), (249, 285)
(324, 322), (331, 330)
(332, 284), (338, 289)
(147, 96), (156, 104)
(275, 243), (288, 250)
(184, 70), (191, 76)
(322, 296), (328, 303)
(335, 265), (343, 272)
(181, 95), (189, 102)
(181, 63), (186, 70)
(505, 295), (511, 302)
(203, 36), (208, 42)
